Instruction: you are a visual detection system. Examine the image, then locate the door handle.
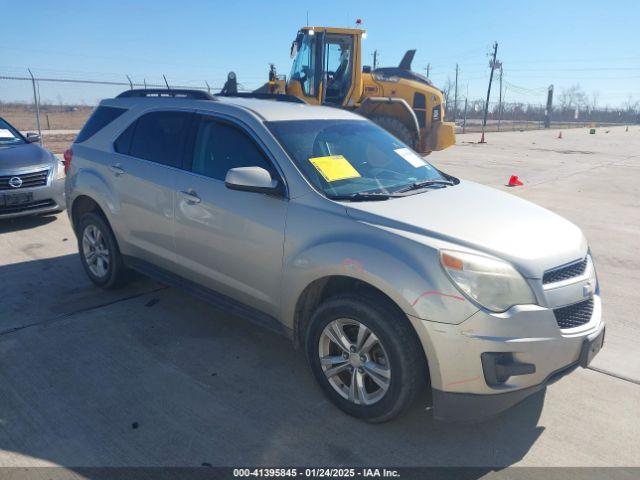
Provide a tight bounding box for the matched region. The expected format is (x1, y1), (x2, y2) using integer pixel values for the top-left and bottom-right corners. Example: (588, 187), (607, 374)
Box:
(179, 190), (201, 204)
(110, 164), (126, 176)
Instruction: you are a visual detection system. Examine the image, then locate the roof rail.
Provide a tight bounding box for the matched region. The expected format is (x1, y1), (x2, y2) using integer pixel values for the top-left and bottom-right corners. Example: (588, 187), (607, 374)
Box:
(116, 89), (215, 100)
(216, 92), (306, 104)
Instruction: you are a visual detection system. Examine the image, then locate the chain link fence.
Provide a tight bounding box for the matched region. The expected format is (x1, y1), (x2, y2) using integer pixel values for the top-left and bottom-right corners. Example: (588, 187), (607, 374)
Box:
(2, 72), (637, 151)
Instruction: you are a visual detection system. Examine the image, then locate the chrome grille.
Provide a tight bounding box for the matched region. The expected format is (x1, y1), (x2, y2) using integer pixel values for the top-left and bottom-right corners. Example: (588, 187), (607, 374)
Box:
(0, 169), (50, 190)
(543, 257), (588, 285)
(553, 298), (594, 329)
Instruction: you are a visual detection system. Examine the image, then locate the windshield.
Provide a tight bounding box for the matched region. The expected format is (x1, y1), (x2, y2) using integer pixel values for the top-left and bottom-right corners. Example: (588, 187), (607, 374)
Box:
(266, 119), (447, 198)
(0, 118), (25, 146)
(288, 32), (317, 97)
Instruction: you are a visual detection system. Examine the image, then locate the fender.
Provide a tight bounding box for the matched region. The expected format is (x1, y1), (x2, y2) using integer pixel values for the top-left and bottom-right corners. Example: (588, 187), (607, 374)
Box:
(280, 240), (475, 390)
(67, 167), (122, 236)
(280, 240), (476, 330)
(356, 97), (420, 144)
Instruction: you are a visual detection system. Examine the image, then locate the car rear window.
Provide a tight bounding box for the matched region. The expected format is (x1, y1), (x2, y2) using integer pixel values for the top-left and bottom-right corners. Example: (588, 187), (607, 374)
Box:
(75, 106), (127, 143)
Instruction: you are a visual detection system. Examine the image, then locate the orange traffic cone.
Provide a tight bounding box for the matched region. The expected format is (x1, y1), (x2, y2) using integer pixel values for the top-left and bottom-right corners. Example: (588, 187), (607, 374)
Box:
(508, 175), (524, 187)
(557, 131), (563, 139)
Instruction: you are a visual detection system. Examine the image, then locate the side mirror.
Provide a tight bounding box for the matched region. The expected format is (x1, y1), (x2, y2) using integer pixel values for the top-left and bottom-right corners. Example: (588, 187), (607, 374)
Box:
(25, 132), (41, 143)
(225, 167), (282, 195)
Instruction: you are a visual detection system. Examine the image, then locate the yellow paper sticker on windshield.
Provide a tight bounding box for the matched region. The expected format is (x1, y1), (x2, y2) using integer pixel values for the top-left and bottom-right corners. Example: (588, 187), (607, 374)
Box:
(309, 155), (361, 182)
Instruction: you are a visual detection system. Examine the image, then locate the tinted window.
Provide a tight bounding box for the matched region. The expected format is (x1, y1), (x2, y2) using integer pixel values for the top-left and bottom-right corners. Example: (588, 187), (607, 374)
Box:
(75, 106), (127, 143)
(413, 93), (426, 128)
(114, 122), (136, 154)
(190, 117), (273, 181)
(129, 111), (191, 167)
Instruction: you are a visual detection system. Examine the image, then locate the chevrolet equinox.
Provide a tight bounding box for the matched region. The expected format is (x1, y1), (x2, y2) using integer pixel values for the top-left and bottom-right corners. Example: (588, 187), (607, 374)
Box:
(65, 89), (604, 422)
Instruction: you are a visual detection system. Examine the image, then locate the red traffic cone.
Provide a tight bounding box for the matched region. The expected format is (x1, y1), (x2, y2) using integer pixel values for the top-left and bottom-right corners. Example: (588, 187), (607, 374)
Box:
(557, 131), (563, 139)
(508, 175), (524, 187)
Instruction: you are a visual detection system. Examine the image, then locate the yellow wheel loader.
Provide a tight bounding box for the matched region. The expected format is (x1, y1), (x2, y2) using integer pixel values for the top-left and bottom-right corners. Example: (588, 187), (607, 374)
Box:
(226, 26), (456, 153)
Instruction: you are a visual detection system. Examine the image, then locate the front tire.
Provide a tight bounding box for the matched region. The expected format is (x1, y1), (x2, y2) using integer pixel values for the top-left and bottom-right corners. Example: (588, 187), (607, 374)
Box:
(305, 294), (427, 423)
(371, 115), (415, 148)
(77, 212), (127, 289)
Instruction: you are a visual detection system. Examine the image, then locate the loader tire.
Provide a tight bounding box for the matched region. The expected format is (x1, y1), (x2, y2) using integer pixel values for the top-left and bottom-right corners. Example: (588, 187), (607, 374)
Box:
(371, 115), (415, 148)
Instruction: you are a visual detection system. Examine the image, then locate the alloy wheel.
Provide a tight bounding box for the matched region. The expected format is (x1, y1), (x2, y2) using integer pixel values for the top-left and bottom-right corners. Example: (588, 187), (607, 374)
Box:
(318, 318), (391, 406)
(82, 224), (110, 278)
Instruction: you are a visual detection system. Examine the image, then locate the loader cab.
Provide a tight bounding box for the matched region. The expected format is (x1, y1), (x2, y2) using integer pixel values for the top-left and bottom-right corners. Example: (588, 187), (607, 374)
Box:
(287, 27), (363, 107)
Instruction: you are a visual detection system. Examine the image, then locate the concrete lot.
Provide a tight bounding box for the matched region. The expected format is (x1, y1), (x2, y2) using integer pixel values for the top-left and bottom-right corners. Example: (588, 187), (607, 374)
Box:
(0, 126), (638, 469)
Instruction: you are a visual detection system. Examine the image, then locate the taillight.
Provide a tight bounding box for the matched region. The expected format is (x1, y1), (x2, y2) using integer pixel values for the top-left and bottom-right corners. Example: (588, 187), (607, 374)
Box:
(63, 148), (73, 174)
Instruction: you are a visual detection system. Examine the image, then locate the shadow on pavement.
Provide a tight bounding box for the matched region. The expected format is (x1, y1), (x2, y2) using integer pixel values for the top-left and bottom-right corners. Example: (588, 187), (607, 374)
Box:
(0, 253), (159, 332)
(0, 254), (545, 474)
(0, 213), (58, 234)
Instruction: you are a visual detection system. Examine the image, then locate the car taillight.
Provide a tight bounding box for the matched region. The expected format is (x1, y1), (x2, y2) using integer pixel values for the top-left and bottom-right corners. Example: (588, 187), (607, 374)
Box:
(63, 148), (73, 174)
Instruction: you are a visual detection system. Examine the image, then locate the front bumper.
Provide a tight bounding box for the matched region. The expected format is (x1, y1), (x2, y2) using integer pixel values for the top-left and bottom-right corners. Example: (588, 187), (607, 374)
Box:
(415, 294), (604, 422)
(425, 121), (456, 151)
(0, 174), (66, 219)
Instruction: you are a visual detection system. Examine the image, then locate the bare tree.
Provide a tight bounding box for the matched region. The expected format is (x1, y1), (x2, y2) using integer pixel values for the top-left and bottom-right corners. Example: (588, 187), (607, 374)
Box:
(442, 77), (454, 113)
(623, 95), (638, 114)
(590, 91), (600, 111)
(558, 84), (588, 111)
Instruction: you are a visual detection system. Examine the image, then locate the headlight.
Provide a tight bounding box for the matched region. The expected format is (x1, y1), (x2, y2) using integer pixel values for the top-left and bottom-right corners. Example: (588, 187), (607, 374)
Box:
(440, 250), (536, 312)
(53, 154), (65, 178)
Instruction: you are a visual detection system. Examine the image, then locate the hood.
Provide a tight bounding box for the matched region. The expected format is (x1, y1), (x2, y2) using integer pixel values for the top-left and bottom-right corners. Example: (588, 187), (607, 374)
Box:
(346, 180), (587, 278)
(0, 142), (56, 172)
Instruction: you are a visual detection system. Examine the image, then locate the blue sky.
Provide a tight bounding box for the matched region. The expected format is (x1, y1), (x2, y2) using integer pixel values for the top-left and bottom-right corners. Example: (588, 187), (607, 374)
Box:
(1, 0), (638, 108)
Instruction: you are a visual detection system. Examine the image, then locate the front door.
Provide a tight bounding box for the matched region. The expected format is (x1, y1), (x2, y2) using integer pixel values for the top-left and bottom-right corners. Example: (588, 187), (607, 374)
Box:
(287, 30), (325, 104)
(323, 34), (355, 106)
(173, 114), (288, 317)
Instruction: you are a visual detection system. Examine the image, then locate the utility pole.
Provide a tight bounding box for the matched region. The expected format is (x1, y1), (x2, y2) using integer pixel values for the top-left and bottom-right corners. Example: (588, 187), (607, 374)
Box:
(497, 65), (503, 131)
(480, 42), (498, 143)
(544, 84), (554, 128)
(453, 63), (459, 121)
(372, 50), (378, 70)
(426, 63), (430, 78)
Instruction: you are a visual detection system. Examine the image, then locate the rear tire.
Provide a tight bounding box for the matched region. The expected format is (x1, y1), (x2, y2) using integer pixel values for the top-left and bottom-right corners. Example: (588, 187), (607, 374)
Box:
(305, 293), (427, 423)
(371, 115), (415, 147)
(77, 212), (127, 289)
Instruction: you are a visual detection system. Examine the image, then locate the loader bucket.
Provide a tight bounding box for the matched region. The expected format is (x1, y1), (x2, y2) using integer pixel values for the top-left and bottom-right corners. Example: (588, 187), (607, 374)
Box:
(427, 121), (456, 151)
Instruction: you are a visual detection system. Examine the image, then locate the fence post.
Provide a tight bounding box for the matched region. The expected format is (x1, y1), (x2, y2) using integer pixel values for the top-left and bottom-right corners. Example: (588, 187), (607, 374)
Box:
(27, 68), (43, 143)
(462, 98), (468, 134)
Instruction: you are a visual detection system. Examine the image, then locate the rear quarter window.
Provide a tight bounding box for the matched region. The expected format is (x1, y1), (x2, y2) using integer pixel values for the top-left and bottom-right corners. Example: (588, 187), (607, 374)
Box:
(114, 121), (136, 154)
(75, 106), (127, 143)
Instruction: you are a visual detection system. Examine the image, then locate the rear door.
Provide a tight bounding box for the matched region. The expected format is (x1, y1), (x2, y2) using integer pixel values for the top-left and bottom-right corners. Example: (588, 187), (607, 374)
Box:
(111, 109), (193, 271)
(172, 113), (288, 317)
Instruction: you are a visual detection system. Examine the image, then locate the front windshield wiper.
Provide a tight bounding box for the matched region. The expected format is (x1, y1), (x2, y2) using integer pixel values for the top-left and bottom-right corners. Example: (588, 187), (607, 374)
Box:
(395, 179), (454, 193)
(327, 192), (396, 202)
